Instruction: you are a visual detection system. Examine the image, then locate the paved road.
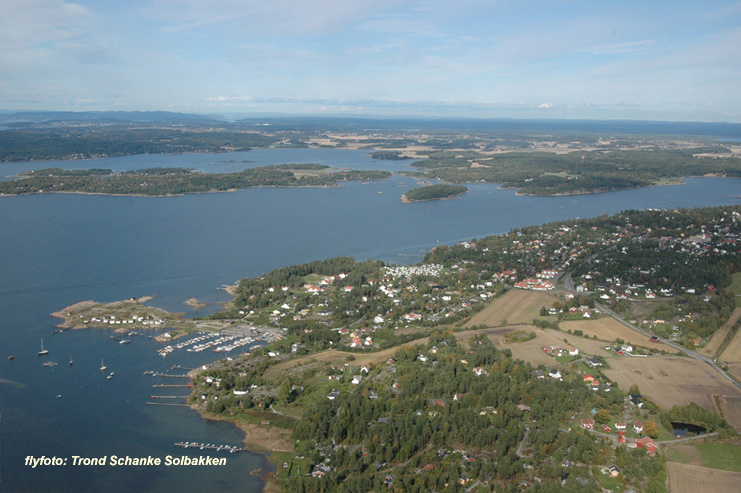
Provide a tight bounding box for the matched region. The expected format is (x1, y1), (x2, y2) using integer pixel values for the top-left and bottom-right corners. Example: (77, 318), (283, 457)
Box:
(562, 273), (741, 391)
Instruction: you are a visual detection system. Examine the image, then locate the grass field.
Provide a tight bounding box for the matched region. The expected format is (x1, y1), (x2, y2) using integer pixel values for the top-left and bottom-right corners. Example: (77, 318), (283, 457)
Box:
(467, 326), (562, 366)
(695, 442), (741, 472)
(701, 307), (741, 358)
(464, 289), (557, 328)
(666, 462), (741, 493)
(603, 356), (741, 411)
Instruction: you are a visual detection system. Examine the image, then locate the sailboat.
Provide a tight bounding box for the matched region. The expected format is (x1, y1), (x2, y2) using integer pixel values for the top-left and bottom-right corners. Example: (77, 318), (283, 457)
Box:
(38, 338), (49, 356)
(100, 359), (107, 371)
(69, 354), (73, 365)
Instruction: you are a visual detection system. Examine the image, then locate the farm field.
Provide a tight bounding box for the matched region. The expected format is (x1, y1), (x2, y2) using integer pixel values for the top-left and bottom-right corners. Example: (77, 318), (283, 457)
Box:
(719, 311), (741, 363)
(701, 307), (741, 358)
(467, 325), (564, 367)
(559, 319), (676, 354)
(717, 395), (741, 432)
(544, 328), (616, 356)
(264, 345), (413, 380)
(464, 289), (557, 328)
(666, 462), (741, 493)
(603, 356), (741, 411)
(727, 363), (741, 382)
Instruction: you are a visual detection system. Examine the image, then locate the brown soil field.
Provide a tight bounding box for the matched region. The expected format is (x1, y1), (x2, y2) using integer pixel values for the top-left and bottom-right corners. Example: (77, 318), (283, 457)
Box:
(719, 311), (741, 363)
(702, 307), (741, 358)
(717, 395), (741, 432)
(562, 319), (647, 346)
(464, 289), (558, 328)
(603, 356), (741, 411)
(543, 329), (616, 356)
(264, 345), (424, 380)
(469, 326), (562, 367)
(666, 462), (741, 493)
(727, 363), (741, 382)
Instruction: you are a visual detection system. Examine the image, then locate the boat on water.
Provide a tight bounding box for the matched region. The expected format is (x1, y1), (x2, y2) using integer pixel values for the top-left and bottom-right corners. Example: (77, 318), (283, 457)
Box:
(107, 372), (114, 380)
(69, 354), (73, 365)
(38, 338), (49, 356)
(8, 355), (14, 360)
(42, 361), (58, 367)
(100, 359), (107, 371)
(120, 339), (131, 344)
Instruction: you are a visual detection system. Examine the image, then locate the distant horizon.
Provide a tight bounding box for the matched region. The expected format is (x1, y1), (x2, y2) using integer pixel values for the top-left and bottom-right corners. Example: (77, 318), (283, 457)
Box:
(3, 108), (741, 127)
(2, 1), (740, 123)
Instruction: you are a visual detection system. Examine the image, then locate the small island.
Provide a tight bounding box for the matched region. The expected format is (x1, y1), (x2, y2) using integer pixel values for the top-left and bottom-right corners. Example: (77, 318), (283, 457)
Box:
(401, 183), (468, 203)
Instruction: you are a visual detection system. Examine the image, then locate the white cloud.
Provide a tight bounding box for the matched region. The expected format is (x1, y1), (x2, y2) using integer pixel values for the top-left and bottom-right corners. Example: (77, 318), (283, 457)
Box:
(539, 103), (553, 109)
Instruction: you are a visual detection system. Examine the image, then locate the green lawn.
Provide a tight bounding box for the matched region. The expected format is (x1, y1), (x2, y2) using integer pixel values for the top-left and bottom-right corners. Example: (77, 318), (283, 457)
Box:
(696, 443), (741, 472)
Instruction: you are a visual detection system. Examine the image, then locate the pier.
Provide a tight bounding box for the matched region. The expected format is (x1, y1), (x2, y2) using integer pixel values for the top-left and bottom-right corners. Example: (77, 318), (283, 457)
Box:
(153, 384), (193, 388)
(146, 402), (190, 407)
(150, 395), (189, 399)
(173, 441), (246, 453)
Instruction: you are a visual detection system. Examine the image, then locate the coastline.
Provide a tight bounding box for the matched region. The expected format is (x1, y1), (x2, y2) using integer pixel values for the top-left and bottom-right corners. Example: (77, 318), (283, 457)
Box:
(194, 408), (292, 493)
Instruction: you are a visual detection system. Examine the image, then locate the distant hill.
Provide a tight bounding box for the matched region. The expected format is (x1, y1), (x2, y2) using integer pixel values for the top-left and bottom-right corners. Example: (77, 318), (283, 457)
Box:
(0, 110), (224, 124)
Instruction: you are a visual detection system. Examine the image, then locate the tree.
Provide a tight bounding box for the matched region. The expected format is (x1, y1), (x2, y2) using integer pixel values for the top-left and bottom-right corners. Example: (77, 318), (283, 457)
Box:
(643, 421), (659, 439)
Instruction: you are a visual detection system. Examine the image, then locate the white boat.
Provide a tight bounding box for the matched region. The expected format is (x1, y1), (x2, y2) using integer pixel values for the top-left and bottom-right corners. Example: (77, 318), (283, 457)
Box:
(100, 359), (107, 371)
(107, 372), (114, 380)
(69, 354), (73, 365)
(38, 338), (49, 356)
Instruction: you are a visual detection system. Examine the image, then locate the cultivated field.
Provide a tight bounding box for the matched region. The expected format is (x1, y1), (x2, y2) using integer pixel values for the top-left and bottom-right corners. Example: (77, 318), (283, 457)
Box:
(716, 395), (741, 432)
(701, 307), (741, 358)
(603, 356), (741, 411)
(666, 462), (741, 493)
(544, 328), (616, 356)
(468, 326), (563, 367)
(727, 363), (741, 382)
(464, 289), (558, 328)
(719, 312), (741, 364)
(562, 319), (646, 346)
(264, 346), (412, 380)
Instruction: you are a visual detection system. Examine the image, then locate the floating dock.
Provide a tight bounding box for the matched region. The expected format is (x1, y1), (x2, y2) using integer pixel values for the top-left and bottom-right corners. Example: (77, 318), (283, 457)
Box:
(173, 441), (245, 453)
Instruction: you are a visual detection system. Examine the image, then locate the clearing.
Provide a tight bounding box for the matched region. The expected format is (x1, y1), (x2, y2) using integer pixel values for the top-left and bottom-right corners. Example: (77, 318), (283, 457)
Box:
(719, 309), (741, 363)
(716, 395), (741, 432)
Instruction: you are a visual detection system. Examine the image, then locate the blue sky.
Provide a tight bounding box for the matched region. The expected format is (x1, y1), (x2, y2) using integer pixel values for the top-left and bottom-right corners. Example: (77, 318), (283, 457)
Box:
(2, 0), (740, 121)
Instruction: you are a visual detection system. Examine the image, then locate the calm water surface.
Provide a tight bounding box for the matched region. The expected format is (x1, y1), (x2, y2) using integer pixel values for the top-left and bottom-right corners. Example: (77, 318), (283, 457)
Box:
(1, 149), (739, 491)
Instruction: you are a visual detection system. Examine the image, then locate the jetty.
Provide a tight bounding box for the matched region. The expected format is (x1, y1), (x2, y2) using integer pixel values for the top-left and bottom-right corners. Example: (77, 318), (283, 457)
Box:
(172, 441), (245, 453)
(150, 395), (189, 399)
(146, 402), (190, 407)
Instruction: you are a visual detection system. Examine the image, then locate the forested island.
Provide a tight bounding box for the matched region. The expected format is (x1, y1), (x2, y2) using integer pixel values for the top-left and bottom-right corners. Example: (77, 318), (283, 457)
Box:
(402, 184), (468, 202)
(0, 164), (391, 196)
(183, 205), (740, 492)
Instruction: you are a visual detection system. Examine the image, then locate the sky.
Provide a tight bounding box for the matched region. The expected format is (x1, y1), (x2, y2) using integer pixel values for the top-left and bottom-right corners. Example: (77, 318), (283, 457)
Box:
(2, 0), (741, 121)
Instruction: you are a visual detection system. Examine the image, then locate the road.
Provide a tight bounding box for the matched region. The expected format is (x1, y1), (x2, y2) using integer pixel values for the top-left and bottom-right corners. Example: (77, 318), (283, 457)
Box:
(562, 273), (741, 391)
